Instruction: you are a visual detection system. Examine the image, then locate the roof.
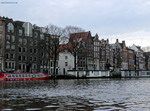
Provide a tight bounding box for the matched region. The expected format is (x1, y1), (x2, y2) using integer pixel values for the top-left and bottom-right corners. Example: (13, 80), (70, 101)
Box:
(119, 43), (124, 48)
(127, 47), (134, 52)
(59, 43), (72, 52)
(69, 31), (91, 42)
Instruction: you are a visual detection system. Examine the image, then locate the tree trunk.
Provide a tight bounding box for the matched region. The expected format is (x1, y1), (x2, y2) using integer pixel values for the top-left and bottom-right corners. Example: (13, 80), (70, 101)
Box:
(53, 45), (57, 77)
(74, 52), (76, 70)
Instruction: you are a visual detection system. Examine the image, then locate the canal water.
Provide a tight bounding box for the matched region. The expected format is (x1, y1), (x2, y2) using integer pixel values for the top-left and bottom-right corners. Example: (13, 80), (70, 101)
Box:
(0, 78), (150, 111)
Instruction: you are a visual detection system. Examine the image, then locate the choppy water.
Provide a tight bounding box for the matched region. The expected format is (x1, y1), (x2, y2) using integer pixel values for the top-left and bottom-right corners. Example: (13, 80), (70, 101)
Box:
(0, 78), (150, 111)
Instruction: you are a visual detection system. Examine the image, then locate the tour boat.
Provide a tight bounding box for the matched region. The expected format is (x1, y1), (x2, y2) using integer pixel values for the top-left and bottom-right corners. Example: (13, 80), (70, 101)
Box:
(0, 72), (51, 81)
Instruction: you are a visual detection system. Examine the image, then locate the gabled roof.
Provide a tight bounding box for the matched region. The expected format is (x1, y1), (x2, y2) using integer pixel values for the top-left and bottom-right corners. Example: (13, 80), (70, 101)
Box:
(69, 31), (91, 41)
(131, 44), (144, 52)
(119, 43), (123, 48)
(59, 43), (72, 52)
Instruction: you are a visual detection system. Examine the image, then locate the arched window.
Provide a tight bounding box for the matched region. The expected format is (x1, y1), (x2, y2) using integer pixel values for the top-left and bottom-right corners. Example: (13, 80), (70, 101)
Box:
(7, 23), (14, 32)
(22, 22), (33, 37)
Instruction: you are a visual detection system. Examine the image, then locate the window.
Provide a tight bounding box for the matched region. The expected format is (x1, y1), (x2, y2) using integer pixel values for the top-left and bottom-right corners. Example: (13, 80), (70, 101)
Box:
(7, 23), (14, 33)
(18, 47), (22, 52)
(23, 56), (26, 61)
(51, 61), (53, 67)
(6, 35), (10, 42)
(11, 45), (15, 50)
(12, 63), (15, 68)
(34, 57), (37, 61)
(23, 39), (27, 45)
(65, 56), (68, 59)
(30, 57), (33, 61)
(19, 64), (21, 69)
(41, 53), (44, 58)
(40, 34), (44, 40)
(18, 56), (22, 61)
(23, 48), (26, 52)
(11, 54), (14, 59)
(5, 62), (8, 68)
(11, 36), (15, 42)
(6, 53), (9, 59)
(19, 38), (22, 44)
(30, 49), (33, 53)
(65, 62), (68, 66)
(34, 32), (38, 38)
(19, 29), (22, 36)
(34, 49), (37, 53)
(34, 40), (37, 46)
(6, 44), (10, 49)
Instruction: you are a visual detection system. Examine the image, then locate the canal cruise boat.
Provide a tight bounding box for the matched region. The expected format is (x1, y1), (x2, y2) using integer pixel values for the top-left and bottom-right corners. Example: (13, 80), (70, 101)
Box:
(0, 72), (51, 81)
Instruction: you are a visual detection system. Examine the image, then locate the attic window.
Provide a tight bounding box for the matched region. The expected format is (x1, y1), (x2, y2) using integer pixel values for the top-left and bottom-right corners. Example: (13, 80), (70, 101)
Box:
(7, 23), (14, 33)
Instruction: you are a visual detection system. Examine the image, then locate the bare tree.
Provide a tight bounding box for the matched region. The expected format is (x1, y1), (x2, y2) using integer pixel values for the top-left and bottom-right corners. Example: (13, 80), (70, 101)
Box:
(60, 26), (85, 44)
(39, 24), (85, 76)
(47, 24), (63, 36)
(63, 26), (85, 37)
(68, 38), (82, 70)
(47, 24), (63, 76)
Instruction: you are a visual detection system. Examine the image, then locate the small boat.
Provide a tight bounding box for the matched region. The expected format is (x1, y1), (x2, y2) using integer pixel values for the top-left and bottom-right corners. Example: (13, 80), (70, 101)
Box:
(0, 72), (51, 81)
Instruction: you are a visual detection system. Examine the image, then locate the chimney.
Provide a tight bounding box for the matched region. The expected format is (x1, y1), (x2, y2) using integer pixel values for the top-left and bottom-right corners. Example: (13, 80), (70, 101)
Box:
(107, 39), (109, 43)
(116, 39), (119, 43)
(122, 41), (125, 47)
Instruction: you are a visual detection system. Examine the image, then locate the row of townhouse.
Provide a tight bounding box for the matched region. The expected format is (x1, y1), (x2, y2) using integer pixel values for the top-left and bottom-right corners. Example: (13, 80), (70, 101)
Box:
(58, 31), (148, 75)
(0, 16), (149, 75)
(0, 16), (59, 74)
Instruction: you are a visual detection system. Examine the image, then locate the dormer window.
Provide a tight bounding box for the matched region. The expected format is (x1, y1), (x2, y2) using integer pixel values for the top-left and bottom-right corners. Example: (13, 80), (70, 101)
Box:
(7, 23), (14, 33)
(22, 22), (33, 37)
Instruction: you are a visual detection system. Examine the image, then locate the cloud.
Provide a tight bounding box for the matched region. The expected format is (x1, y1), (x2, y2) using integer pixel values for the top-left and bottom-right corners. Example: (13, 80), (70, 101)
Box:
(1, 0), (150, 47)
(102, 30), (150, 47)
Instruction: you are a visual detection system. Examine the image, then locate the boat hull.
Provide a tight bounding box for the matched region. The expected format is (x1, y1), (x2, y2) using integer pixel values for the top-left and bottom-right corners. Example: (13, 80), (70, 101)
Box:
(5, 76), (50, 81)
(0, 73), (51, 81)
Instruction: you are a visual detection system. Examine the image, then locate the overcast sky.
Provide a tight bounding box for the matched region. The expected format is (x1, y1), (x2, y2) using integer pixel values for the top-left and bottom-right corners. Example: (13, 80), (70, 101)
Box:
(0, 0), (150, 47)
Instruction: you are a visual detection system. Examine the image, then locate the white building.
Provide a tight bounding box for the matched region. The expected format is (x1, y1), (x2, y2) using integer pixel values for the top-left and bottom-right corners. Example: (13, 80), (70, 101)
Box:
(58, 44), (74, 75)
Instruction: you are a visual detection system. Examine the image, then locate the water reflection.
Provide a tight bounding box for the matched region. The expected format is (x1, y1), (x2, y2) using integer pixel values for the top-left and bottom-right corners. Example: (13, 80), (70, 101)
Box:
(0, 78), (150, 110)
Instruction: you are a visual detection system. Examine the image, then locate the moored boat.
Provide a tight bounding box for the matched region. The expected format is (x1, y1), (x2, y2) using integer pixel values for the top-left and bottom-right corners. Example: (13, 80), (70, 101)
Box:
(0, 72), (51, 81)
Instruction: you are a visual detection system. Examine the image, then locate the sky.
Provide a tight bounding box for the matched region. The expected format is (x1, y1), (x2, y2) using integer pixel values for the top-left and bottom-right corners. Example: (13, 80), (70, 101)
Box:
(0, 0), (150, 47)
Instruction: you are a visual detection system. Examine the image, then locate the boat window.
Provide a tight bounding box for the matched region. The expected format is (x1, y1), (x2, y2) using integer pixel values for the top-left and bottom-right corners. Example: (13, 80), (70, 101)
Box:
(19, 75), (22, 77)
(32, 74), (35, 78)
(12, 75), (15, 77)
(27, 74), (30, 77)
(7, 75), (11, 78)
(40, 74), (43, 77)
(25, 74), (28, 77)
(16, 75), (19, 78)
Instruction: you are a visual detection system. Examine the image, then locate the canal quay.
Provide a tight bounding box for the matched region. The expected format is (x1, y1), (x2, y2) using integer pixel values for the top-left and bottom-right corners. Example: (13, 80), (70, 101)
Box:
(0, 78), (150, 111)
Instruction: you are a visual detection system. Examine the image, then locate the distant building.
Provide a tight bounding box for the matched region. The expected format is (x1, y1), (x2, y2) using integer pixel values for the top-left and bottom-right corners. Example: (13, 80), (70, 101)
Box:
(143, 52), (150, 70)
(58, 44), (74, 75)
(0, 16), (58, 73)
(93, 34), (101, 70)
(99, 39), (110, 70)
(130, 44), (145, 70)
(69, 31), (94, 70)
(127, 48), (135, 70)
(111, 39), (129, 70)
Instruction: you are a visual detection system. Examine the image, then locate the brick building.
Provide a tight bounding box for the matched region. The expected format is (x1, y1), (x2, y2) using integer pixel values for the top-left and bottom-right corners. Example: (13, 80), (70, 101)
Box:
(0, 16), (58, 73)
